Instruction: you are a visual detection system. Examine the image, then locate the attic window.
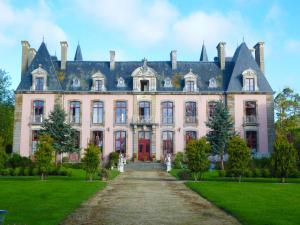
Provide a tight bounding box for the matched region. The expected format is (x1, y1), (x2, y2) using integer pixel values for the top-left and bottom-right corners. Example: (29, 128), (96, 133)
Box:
(72, 78), (80, 88)
(164, 77), (173, 88)
(91, 71), (106, 91)
(117, 77), (126, 88)
(209, 77), (217, 88)
(242, 68), (258, 92)
(31, 64), (47, 91)
(141, 80), (149, 91)
(183, 69), (198, 92)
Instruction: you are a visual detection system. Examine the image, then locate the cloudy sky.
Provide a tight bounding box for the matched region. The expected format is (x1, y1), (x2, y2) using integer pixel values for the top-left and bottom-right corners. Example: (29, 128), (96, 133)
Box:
(0, 0), (299, 93)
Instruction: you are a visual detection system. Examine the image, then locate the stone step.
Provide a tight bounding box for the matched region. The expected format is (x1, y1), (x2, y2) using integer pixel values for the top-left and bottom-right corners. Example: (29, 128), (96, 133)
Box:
(125, 162), (166, 171)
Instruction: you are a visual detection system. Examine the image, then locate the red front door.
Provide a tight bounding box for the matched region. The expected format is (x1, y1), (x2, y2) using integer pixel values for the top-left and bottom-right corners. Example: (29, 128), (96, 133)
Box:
(138, 139), (151, 161)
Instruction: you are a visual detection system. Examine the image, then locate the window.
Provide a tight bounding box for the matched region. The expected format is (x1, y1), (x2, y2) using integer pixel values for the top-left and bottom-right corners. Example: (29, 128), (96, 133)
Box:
(115, 101), (127, 124)
(32, 130), (40, 154)
(164, 77), (172, 88)
(208, 101), (217, 118)
(162, 131), (174, 155)
(185, 131), (197, 144)
(33, 100), (44, 123)
(92, 101), (104, 124)
(117, 77), (126, 88)
(74, 131), (80, 148)
(140, 80), (149, 91)
(245, 101), (257, 123)
(93, 131), (103, 150)
(72, 78), (80, 88)
(162, 101), (173, 124)
(246, 131), (257, 154)
(35, 77), (44, 91)
(139, 101), (150, 122)
(186, 81), (194, 92)
(185, 101), (197, 123)
(115, 131), (126, 154)
(245, 78), (255, 91)
(95, 80), (103, 91)
(70, 101), (81, 123)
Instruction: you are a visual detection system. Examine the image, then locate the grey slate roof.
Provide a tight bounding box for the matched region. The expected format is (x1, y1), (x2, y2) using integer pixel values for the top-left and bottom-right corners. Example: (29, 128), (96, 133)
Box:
(16, 42), (273, 93)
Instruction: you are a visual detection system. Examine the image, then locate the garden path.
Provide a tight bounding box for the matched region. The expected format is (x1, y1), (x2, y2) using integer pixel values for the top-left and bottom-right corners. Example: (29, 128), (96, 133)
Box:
(60, 171), (240, 225)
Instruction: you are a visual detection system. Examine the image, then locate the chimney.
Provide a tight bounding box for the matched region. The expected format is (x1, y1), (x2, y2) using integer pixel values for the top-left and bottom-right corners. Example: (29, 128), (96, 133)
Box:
(60, 41), (68, 70)
(21, 40), (30, 76)
(216, 42), (226, 70)
(254, 42), (265, 74)
(170, 50), (177, 70)
(110, 50), (115, 70)
(28, 48), (36, 66)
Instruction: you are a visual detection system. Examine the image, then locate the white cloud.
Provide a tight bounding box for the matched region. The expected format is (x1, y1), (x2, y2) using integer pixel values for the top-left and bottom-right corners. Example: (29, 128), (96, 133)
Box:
(0, 0), (67, 51)
(284, 39), (300, 53)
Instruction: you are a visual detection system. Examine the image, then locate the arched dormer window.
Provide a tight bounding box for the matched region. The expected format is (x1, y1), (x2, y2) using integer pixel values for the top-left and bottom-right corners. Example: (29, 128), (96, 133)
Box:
(208, 77), (217, 88)
(117, 77), (126, 88)
(131, 58), (157, 92)
(183, 69), (198, 92)
(91, 71), (106, 91)
(242, 68), (258, 91)
(72, 78), (80, 88)
(31, 64), (47, 91)
(164, 77), (173, 88)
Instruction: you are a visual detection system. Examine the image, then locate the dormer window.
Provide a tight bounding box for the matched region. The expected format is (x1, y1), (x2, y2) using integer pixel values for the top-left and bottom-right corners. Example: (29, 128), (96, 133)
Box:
(140, 80), (149, 91)
(184, 69), (198, 92)
(242, 68), (258, 91)
(209, 77), (217, 88)
(72, 78), (80, 88)
(92, 71), (106, 91)
(117, 77), (126, 88)
(31, 64), (47, 91)
(164, 77), (172, 88)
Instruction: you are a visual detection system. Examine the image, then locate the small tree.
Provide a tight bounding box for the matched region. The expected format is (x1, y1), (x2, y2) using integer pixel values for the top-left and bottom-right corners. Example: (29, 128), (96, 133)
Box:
(82, 144), (100, 181)
(35, 135), (54, 180)
(271, 135), (298, 183)
(227, 135), (251, 182)
(206, 100), (234, 170)
(40, 104), (79, 163)
(0, 136), (7, 169)
(185, 138), (211, 180)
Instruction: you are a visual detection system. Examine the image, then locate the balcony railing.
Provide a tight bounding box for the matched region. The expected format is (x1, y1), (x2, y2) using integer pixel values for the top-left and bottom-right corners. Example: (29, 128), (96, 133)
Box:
(185, 116), (197, 124)
(243, 115), (259, 125)
(31, 115), (43, 124)
(131, 116), (155, 125)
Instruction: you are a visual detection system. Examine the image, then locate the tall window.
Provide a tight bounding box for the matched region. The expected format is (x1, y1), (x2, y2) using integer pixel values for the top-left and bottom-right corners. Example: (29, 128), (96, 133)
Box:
(245, 78), (255, 91)
(92, 101), (104, 124)
(70, 101), (81, 123)
(140, 80), (149, 91)
(185, 131), (197, 144)
(115, 131), (126, 154)
(139, 101), (150, 122)
(32, 130), (40, 154)
(74, 131), (80, 148)
(95, 80), (103, 91)
(93, 131), (103, 150)
(115, 101), (127, 124)
(162, 101), (173, 124)
(185, 101), (197, 123)
(246, 131), (257, 154)
(208, 101), (217, 118)
(186, 81), (194, 92)
(35, 77), (44, 91)
(162, 131), (174, 155)
(33, 100), (44, 123)
(245, 101), (257, 123)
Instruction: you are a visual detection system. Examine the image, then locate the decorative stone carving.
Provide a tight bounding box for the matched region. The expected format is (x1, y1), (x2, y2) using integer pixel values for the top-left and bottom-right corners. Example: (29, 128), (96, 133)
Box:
(72, 78), (80, 88)
(117, 77), (126, 87)
(208, 77), (217, 88)
(164, 77), (173, 88)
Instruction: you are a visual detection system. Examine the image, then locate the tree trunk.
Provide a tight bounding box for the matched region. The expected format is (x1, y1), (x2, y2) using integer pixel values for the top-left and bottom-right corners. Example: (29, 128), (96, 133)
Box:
(238, 175), (242, 183)
(41, 173), (44, 181)
(55, 152), (58, 165)
(281, 177), (285, 183)
(220, 154), (224, 170)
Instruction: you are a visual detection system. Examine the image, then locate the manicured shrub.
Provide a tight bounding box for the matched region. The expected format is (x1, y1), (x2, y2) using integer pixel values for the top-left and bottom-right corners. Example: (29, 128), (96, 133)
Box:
(262, 168), (271, 178)
(244, 169), (253, 178)
(31, 168), (39, 176)
(253, 168), (261, 177)
(14, 167), (23, 176)
(48, 166), (58, 175)
(219, 170), (226, 177)
(82, 144), (100, 181)
(62, 156), (69, 163)
(58, 167), (68, 176)
(177, 169), (192, 180)
(23, 167), (31, 176)
(251, 157), (271, 169)
(0, 137), (8, 170)
(62, 163), (83, 169)
(173, 152), (186, 169)
(1, 168), (9, 176)
(99, 168), (110, 180)
(6, 153), (34, 168)
(108, 152), (119, 169)
(8, 168), (14, 176)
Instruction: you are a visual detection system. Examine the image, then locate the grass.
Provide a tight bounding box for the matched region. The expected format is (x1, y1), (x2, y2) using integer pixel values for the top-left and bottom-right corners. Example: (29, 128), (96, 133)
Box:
(186, 181), (300, 225)
(0, 168), (119, 225)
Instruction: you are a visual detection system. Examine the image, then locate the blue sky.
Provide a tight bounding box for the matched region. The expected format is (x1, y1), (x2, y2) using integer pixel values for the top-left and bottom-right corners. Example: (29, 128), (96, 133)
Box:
(0, 0), (300, 93)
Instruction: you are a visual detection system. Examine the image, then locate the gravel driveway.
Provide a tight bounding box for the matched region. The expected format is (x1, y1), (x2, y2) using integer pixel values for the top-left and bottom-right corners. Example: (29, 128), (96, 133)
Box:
(61, 171), (240, 225)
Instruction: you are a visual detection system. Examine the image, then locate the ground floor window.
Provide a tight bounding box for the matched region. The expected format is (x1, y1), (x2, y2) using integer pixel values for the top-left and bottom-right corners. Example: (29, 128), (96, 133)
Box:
(246, 130), (257, 154)
(92, 131), (103, 151)
(162, 131), (174, 155)
(185, 131), (197, 144)
(115, 131), (126, 154)
(32, 130), (40, 154)
(74, 131), (80, 149)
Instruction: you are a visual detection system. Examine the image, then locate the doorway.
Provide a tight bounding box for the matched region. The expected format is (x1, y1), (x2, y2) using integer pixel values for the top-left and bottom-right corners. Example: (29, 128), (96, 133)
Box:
(138, 131), (151, 161)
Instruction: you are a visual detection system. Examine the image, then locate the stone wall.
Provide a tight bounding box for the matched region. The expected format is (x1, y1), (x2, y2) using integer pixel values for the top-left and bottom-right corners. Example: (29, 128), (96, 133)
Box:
(12, 94), (23, 153)
(266, 94), (275, 152)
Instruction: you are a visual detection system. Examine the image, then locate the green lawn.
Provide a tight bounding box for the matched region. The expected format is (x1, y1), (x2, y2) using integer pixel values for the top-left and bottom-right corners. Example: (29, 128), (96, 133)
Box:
(0, 168), (119, 225)
(186, 181), (300, 225)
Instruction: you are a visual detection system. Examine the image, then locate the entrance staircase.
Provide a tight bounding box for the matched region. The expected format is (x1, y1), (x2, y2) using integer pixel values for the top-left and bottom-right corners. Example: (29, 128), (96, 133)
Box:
(125, 162), (166, 171)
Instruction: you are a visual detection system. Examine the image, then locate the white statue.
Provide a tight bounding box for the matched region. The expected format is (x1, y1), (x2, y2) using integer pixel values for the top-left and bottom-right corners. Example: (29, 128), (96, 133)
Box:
(166, 153), (172, 172)
(118, 154), (124, 173)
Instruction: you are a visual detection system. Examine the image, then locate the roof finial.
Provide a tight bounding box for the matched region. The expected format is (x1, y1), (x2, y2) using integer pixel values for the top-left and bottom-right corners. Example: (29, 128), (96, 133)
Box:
(243, 36), (245, 42)
(189, 68), (192, 73)
(42, 35), (44, 43)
